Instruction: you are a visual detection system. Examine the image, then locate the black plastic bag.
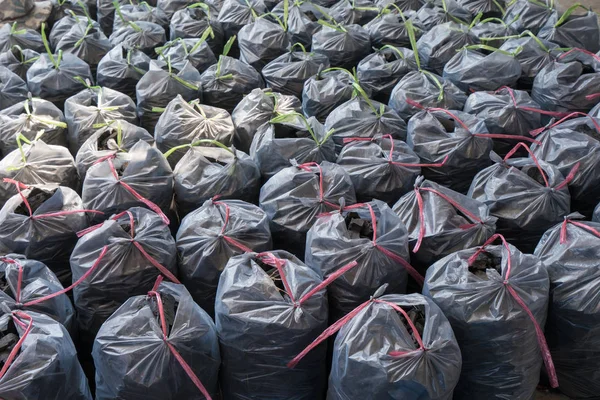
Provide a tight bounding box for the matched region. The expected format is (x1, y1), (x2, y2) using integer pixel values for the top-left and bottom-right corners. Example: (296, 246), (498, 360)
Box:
(0, 182), (98, 284)
(250, 112), (336, 179)
(329, 0), (379, 25)
(238, 17), (289, 72)
(112, 2), (169, 31)
(535, 217), (600, 399)
(93, 280), (220, 400)
(0, 23), (44, 53)
(271, 0), (321, 47)
(170, 141), (261, 215)
(312, 21), (371, 69)
(0, 254), (74, 330)
(154, 96), (235, 167)
(532, 49), (600, 112)
(215, 250), (328, 400)
(50, 18), (111, 72)
(374, 0), (425, 11)
(64, 86), (138, 154)
(96, 44), (151, 100)
(260, 161), (357, 257)
(75, 119), (154, 178)
(0, 47), (40, 80)
(393, 178), (497, 270)
(170, 5), (225, 55)
(0, 310), (92, 399)
(262, 45), (329, 98)
(176, 198), (271, 314)
(136, 59), (202, 131)
(156, 37), (217, 74)
(337, 135), (424, 204)
(109, 20), (166, 56)
(48, 14), (100, 48)
(302, 68), (358, 122)
(455, 0), (504, 17)
(364, 7), (422, 49)
(0, 66), (28, 111)
(97, 0), (132, 35)
(217, 0), (267, 38)
(357, 45), (415, 102)
(232, 88), (302, 152)
(157, 0), (202, 18)
(424, 234), (554, 400)
(406, 108), (493, 193)
(538, 4), (600, 53)
(412, 0), (472, 31)
(81, 140), (173, 219)
(48, 0), (89, 26)
(71, 207), (178, 345)
(470, 17), (517, 48)
(503, 0), (555, 34)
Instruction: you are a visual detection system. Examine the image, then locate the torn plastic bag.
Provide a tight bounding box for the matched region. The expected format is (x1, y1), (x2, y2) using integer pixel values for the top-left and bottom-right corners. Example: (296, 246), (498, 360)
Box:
(538, 5), (600, 53)
(406, 107), (493, 193)
(325, 96), (407, 153)
(337, 135), (426, 205)
(393, 178), (497, 270)
(154, 96), (234, 167)
(262, 45), (329, 98)
(271, 0), (321, 47)
(443, 45), (522, 92)
(170, 5), (225, 55)
(531, 115), (600, 216)
(412, 0), (472, 31)
(0, 140), (78, 208)
(93, 280), (220, 400)
(0, 47), (40, 81)
(250, 112), (336, 180)
(468, 145), (573, 253)
(416, 21), (479, 75)
(504, 0), (555, 34)
(157, 0), (204, 18)
(51, 19), (110, 73)
(65, 86), (138, 154)
(215, 251), (329, 400)
(0, 23), (44, 53)
(136, 59), (202, 132)
(176, 199), (271, 314)
(260, 161), (356, 258)
(199, 49), (265, 113)
(75, 119), (154, 178)
(112, 2), (169, 32)
(306, 200), (420, 320)
(329, 0), (379, 25)
(0, 255), (74, 330)
(156, 37), (217, 74)
(0, 182), (99, 285)
(81, 140), (173, 219)
(364, 7), (423, 49)
(96, 45), (151, 100)
(535, 218), (600, 399)
(424, 234), (554, 400)
(109, 20), (166, 56)
(238, 18), (289, 72)
(170, 141), (261, 215)
(312, 21), (371, 69)
(0, 66), (28, 111)
(232, 88), (302, 152)
(469, 17), (517, 48)
(357, 45), (415, 102)
(0, 310), (92, 400)
(217, 0), (267, 38)
(302, 68), (359, 123)
(71, 207), (178, 346)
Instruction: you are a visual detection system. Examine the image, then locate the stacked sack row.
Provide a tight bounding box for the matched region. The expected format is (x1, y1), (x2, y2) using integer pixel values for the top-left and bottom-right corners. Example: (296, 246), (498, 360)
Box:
(0, 0), (599, 398)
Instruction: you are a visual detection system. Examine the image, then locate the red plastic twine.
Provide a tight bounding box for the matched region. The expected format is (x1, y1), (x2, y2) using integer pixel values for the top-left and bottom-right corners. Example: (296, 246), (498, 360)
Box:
(560, 218), (600, 244)
(211, 197), (253, 253)
(558, 48), (600, 63)
(0, 311), (33, 381)
(256, 252), (297, 304)
(496, 86), (568, 118)
(297, 162), (339, 209)
(530, 112), (600, 137)
(504, 142), (550, 187)
(147, 290), (213, 400)
(467, 233), (559, 388)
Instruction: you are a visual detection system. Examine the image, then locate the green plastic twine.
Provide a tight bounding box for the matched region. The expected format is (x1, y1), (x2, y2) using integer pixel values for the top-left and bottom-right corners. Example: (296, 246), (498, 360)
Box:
(244, 0), (259, 19)
(92, 120), (124, 148)
(23, 99), (68, 128)
(405, 20), (421, 69)
(520, 30), (549, 52)
(74, 22), (94, 48)
(10, 22), (27, 35)
(216, 36), (236, 80)
(41, 23), (61, 70)
(554, 3), (587, 27)
(317, 19), (347, 32)
(290, 42), (308, 53)
(163, 139), (234, 158)
(166, 55), (200, 90)
(188, 2), (212, 19)
(126, 49), (146, 75)
(380, 44), (406, 60)
(269, 112), (324, 144)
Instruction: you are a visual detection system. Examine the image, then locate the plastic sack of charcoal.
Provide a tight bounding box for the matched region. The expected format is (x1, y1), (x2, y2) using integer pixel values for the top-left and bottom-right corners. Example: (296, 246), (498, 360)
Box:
(0, 47), (40, 80)
(468, 143), (575, 253)
(0, 181), (101, 284)
(176, 198), (271, 316)
(538, 4), (600, 53)
(0, 255), (74, 330)
(288, 290), (462, 400)
(456, 0), (504, 17)
(216, 250), (329, 400)
(503, 0), (555, 34)
(93, 279), (220, 400)
(154, 95), (234, 167)
(75, 119), (154, 178)
(260, 161), (356, 258)
(312, 20), (371, 69)
(232, 88), (301, 152)
(364, 5), (423, 49)
(109, 20), (166, 56)
(0, 97), (67, 157)
(217, 0), (267, 38)
(0, 310), (92, 399)
(238, 17), (289, 72)
(250, 112), (336, 180)
(170, 4), (225, 55)
(302, 68), (359, 123)
(48, 0), (89, 26)
(169, 140), (261, 215)
(531, 114), (600, 216)
(155, 37), (217, 74)
(328, 0), (379, 25)
(112, 2), (169, 31)
(535, 217), (600, 399)
(271, 0), (322, 48)
(0, 23), (44, 53)
(0, 66), (28, 110)
(393, 177), (497, 270)
(412, 0), (472, 31)
(96, 45), (151, 100)
(157, 0), (203, 19)
(97, 0), (133, 34)
(424, 234), (556, 400)
(469, 16), (517, 48)
(81, 140), (173, 220)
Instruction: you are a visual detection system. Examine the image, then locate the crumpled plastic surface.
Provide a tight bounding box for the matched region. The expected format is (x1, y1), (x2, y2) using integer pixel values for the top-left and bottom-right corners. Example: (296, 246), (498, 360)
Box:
(535, 219), (600, 399)
(455, 0), (504, 16)
(156, 38), (217, 74)
(499, 36), (560, 88)
(271, 0), (321, 47)
(97, 0), (133, 34)
(0, 47), (40, 80)
(538, 9), (600, 53)
(112, 2), (169, 31)
(215, 250), (328, 400)
(96, 45), (151, 100)
(262, 50), (330, 98)
(306, 200), (411, 320)
(238, 18), (289, 72)
(0, 66), (28, 110)
(416, 22), (478, 75)
(51, 19), (111, 70)
(157, 0), (203, 18)
(176, 199), (271, 315)
(393, 178), (497, 270)
(357, 46), (416, 101)
(424, 242), (550, 400)
(364, 12), (421, 49)
(412, 0), (471, 31)
(0, 310), (92, 399)
(0, 23), (44, 53)
(312, 24), (371, 69)
(170, 6), (225, 55)
(504, 0), (555, 34)
(173, 145), (261, 215)
(93, 280), (220, 400)
(109, 20), (166, 56)
(328, 293), (462, 400)
(302, 69), (357, 123)
(329, 0), (379, 25)
(217, 0), (267, 37)
(469, 20), (516, 48)
(260, 161), (357, 258)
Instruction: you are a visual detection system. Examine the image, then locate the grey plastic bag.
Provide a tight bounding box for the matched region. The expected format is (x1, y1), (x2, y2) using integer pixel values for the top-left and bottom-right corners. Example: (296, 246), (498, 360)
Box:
(504, 0), (555, 34)
(217, 0), (267, 38)
(96, 44), (151, 100)
(0, 66), (28, 111)
(157, 0), (202, 18)
(329, 0), (379, 25)
(0, 23), (44, 53)
(156, 37), (217, 74)
(112, 2), (169, 31)
(302, 68), (358, 122)
(271, 0), (321, 47)
(51, 19), (111, 72)
(499, 35), (561, 88)
(538, 5), (600, 53)
(238, 18), (289, 72)
(109, 20), (166, 56)
(312, 22), (371, 69)
(170, 5), (225, 55)
(0, 47), (40, 80)
(364, 8), (422, 49)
